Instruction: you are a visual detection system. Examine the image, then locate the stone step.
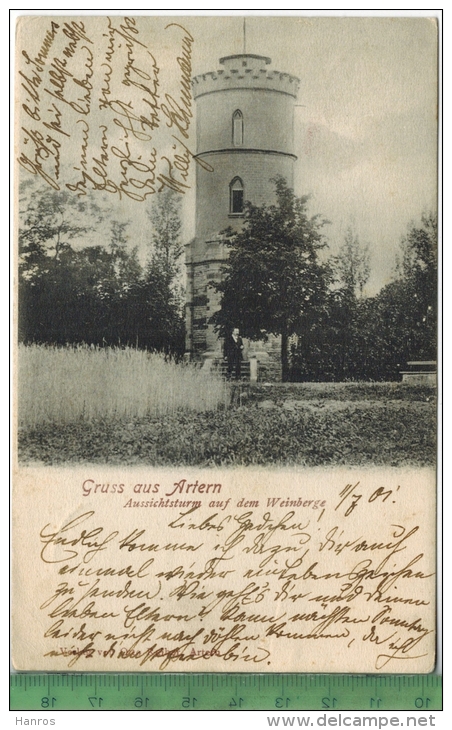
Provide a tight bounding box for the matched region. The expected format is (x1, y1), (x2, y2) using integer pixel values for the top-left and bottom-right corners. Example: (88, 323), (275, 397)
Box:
(215, 359), (251, 380)
(201, 357), (281, 382)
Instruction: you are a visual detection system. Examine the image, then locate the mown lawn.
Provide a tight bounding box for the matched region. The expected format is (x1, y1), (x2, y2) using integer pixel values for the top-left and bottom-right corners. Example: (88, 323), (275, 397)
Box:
(18, 382), (436, 467)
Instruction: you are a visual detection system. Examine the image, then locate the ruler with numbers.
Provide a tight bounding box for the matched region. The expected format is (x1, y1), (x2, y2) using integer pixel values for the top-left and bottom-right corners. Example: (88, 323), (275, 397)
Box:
(10, 674), (442, 711)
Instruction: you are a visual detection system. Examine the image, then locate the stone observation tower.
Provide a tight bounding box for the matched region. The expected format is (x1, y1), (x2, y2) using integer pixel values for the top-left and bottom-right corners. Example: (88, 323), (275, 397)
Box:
(185, 53), (300, 361)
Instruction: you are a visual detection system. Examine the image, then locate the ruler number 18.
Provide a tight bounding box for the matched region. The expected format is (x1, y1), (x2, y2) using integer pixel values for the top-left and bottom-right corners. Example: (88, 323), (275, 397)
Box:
(41, 698), (56, 708)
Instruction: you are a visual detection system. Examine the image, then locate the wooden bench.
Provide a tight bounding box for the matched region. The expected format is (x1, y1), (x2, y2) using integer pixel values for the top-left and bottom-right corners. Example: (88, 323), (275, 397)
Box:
(400, 361), (436, 384)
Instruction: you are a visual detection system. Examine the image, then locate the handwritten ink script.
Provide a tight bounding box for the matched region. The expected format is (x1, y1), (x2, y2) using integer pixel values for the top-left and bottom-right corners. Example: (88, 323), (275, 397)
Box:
(16, 16), (212, 199)
(12, 468), (436, 672)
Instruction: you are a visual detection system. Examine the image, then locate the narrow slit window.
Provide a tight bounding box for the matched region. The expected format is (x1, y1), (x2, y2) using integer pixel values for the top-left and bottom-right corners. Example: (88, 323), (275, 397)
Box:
(230, 177), (244, 214)
(232, 110), (243, 146)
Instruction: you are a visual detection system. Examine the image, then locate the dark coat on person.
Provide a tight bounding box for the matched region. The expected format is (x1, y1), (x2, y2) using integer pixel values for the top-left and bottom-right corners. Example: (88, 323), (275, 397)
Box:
(224, 332), (244, 378)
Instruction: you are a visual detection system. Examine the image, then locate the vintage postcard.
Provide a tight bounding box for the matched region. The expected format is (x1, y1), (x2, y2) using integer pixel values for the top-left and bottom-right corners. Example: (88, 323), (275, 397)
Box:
(13, 14), (438, 673)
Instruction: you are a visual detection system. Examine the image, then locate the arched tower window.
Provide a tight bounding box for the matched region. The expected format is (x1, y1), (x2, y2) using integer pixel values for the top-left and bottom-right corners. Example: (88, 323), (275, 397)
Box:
(232, 110), (243, 146)
(229, 177), (244, 214)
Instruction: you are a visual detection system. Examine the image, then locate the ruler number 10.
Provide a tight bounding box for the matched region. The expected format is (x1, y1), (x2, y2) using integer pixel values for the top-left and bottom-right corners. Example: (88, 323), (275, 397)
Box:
(415, 698), (431, 708)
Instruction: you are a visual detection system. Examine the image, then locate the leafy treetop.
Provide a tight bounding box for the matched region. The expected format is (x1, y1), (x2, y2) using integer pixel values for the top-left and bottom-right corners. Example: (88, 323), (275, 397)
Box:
(212, 176), (330, 380)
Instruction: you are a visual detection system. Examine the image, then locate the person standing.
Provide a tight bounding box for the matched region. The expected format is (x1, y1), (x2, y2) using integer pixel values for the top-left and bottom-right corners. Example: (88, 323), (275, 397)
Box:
(224, 327), (244, 379)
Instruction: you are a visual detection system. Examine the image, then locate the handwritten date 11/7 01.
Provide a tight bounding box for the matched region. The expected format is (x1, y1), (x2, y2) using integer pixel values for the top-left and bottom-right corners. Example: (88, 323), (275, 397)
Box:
(335, 483), (400, 517)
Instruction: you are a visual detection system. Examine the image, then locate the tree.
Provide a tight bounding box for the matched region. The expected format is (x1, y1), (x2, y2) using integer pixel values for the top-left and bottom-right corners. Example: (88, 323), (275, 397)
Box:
(19, 183), (102, 266)
(213, 177), (330, 381)
(397, 211), (437, 284)
(147, 188), (184, 282)
(18, 182), (147, 346)
(312, 226), (372, 379)
(382, 211), (437, 364)
(397, 212), (437, 351)
(19, 183), (103, 343)
(18, 182), (187, 354)
(331, 225), (370, 298)
(329, 211), (438, 381)
(144, 189), (185, 356)
(93, 221), (146, 347)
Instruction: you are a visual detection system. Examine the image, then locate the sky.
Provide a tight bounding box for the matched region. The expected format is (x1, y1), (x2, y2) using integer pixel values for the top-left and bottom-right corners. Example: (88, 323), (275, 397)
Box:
(15, 12), (439, 295)
(183, 15), (438, 294)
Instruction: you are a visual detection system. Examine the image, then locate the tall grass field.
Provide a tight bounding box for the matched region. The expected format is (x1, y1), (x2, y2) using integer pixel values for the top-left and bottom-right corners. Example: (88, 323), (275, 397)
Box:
(17, 345), (436, 466)
(18, 345), (226, 427)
